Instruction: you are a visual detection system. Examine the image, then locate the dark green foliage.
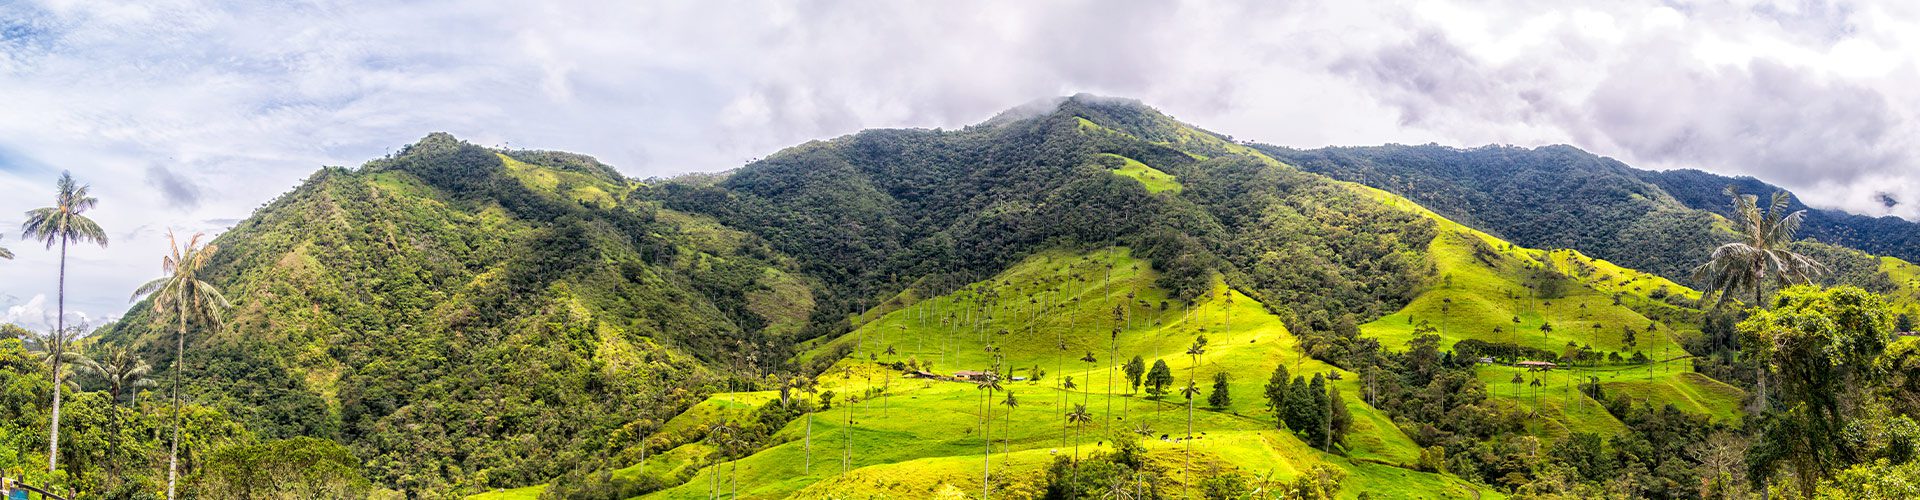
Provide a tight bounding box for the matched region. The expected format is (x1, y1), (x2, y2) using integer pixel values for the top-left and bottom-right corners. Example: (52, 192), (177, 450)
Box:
(1264, 364), (1290, 427)
(1742, 286), (1900, 497)
(1145, 359), (1173, 398)
(1207, 372), (1231, 409)
(1451, 339), (1557, 364)
(190, 437), (374, 498)
(1124, 355), (1145, 394)
(1327, 385), (1351, 449)
(1040, 434), (1163, 499)
(1199, 470), (1252, 499)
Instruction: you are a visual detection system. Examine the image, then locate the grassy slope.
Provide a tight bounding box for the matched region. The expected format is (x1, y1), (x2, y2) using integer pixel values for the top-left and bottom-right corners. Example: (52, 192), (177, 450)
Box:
(1349, 184), (1744, 437)
(1881, 256), (1920, 319)
(1096, 153), (1181, 194)
(624, 248), (1492, 499)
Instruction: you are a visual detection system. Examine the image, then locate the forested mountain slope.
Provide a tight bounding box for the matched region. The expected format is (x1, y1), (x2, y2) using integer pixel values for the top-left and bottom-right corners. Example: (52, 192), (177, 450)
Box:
(97, 133), (814, 493)
(1263, 144), (1920, 297)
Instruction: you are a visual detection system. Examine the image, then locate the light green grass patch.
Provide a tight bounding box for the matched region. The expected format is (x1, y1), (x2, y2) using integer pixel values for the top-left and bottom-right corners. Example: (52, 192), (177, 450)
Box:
(1096, 153), (1181, 193)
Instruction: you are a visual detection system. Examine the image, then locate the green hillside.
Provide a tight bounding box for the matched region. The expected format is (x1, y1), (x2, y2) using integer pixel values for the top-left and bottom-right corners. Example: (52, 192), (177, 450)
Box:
(13, 95), (1917, 499)
(91, 134), (813, 495)
(610, 249), (1490, 499)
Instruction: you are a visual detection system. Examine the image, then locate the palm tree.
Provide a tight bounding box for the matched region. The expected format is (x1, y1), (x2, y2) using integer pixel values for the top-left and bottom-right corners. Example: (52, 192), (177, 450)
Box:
(131, 230), (229, 500)
(26, 325), (87, 473)
(22, 171), (108, 473)
(0, 235), (14, 260)
(799, 376), (819, 474)
(1080, 352), (1099, 414)
(1066, 403), (1094, 462)
(975, 370), (1003, 499)
(1694, 188), (1827, 308)
(1180, 380), (1202, 489)
(999, 391), (1018, 454)
(1108, 304), (1123, 433)
(1061, 375), (1077, 448)
(1185, 337), (1208, 380)
(76, 346), (155, 476)
(883, 346), (898, 417)
(1693, 189), (1825, 415)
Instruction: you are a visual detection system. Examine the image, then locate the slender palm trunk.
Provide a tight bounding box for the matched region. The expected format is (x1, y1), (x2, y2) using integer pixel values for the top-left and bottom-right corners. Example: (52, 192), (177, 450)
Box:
(982, 387), (992, 500)
(1106, 338), (1116, 432)
(803, 412), (813, 474)
(1754, 285), (1769, 413)
(168, 312), (187, 500)
(842, 393), (852, 475)
(1185, 397), (1194, 495)
(48, 239), (66, 473)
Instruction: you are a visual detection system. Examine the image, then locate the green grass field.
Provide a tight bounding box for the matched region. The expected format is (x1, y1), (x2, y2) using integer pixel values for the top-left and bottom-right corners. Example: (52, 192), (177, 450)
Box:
(1096, 153), (1181, 194)
(516, 248), (1500, 499)
(1345, 183), (1744, 443)
(1881, 256), (1920, 319)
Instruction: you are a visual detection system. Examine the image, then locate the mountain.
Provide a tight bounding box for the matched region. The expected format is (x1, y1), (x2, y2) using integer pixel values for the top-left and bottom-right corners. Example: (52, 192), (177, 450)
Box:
(12, 96), (1914, 498)
(1262, 144), (1920, 304)
(97, 133), (816, 492)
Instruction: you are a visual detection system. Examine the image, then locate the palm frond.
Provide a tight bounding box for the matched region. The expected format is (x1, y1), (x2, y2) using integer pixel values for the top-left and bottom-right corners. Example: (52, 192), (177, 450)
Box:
(66, 214), (108, 246)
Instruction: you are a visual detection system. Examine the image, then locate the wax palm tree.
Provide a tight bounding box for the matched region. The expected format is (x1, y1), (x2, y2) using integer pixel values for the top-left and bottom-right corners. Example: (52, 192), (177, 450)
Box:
(1061, 375), (1078, 448)
(1080, 351), (1099, 418)
(1066, 403), (1094, 462)
(1694, 189), (1825, 415)
(24, 325), (86, 478)
(0, 235), (14, 260)
(1180, 380), (1203, 491)
(999, 391), (1018, 454)
(1693, 188), (1827, 308)
(23, 171), (109, 473)
(131, 230), (229, 500)
(76, 346), (155, 476)
(1185, 337), (1207, 380)
(799, 375), (819, 474)
(976, 369), (1003, 499)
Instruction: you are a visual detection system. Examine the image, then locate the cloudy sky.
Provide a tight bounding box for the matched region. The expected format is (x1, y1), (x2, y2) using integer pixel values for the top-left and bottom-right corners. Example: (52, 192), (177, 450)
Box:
(3, 0), (1918, 331)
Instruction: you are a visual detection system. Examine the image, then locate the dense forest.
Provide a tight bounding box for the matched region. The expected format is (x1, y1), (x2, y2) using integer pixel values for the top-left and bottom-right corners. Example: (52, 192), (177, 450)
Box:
(3, 96), (1918, 499)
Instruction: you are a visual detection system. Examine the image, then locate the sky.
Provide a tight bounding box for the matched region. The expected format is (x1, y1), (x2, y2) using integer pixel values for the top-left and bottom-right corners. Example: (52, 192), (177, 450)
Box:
(2, 0), (1918, 331)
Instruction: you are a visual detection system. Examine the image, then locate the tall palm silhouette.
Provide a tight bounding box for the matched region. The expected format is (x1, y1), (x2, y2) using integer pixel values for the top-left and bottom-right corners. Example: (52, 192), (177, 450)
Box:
(132, 230), (229, 500)
(1180, 380), (1203, 493)
(1066, 403), (1094, 463)
(23, 171), (109, 473)
(999, 391), (1018, 454)
(1694, 188), (1827, 308)
(975, 369), (1003, 499)
(27, 324), (88, 473)
(77, 346), (155, 477)
(1693, 189), (1825, 414)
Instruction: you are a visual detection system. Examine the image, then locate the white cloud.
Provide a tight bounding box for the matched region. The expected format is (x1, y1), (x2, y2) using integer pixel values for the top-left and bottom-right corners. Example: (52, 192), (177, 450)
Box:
(2, 0), (1919, 324)
(1, 293), (94, 332)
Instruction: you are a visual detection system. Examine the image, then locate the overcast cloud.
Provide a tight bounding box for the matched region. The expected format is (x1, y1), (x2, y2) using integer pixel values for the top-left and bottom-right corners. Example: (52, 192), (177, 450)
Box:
(3, 0), (1918, 330)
